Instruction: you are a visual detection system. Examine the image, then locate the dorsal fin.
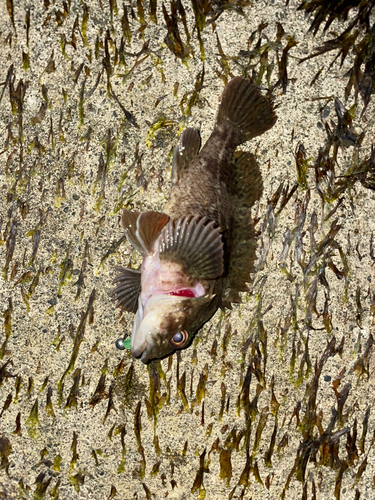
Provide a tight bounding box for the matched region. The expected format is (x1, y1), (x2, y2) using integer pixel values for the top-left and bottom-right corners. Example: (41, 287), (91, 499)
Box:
(172, 128), (201, 185)
(159, 216), (224, 279)
(111, 266), (141, 314)
(136, 211), (170, 252)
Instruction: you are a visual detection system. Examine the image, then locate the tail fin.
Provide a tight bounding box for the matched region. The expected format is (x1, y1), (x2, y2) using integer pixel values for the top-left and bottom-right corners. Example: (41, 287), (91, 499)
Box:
(216, 77), (277, 146)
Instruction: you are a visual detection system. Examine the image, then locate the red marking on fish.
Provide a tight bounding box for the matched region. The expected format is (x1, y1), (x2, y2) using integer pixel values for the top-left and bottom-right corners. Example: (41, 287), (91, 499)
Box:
(169, 289), (195, 297)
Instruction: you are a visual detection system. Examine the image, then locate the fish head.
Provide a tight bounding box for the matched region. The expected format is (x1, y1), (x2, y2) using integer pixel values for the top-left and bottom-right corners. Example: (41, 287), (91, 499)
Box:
(131, 292), (217, 363)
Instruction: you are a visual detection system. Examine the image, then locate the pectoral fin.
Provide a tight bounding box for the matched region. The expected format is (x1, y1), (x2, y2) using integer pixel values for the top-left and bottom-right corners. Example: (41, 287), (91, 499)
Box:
(122, 210), (142, 251)
(172, 128), (201, 185)
(159, 216), (224, 279)
(111, 266), (141, 314)
(136, 211), (170, 252)
(122, 210), (169, 253)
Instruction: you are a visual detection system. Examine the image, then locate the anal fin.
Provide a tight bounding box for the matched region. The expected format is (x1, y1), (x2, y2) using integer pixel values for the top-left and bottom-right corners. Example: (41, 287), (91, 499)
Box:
(232, 151), (263, 207)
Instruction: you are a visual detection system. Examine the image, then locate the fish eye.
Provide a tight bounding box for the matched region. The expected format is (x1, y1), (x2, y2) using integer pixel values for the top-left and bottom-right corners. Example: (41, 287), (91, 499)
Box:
(170, 330), (189, 348)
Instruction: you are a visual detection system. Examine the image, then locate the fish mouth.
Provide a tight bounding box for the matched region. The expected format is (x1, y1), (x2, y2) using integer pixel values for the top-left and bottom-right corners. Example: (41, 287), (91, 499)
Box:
(130, 294), (190, 363)
(132, 342), (151, 363)
(140, 348), (153, 363)
(130, 290), (216, 363)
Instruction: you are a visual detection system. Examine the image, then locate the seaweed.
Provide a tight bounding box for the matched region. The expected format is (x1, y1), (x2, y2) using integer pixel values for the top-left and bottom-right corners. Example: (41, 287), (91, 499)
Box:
(33, 474), (52, 499)
(103, 383), (117, 423)
(57, 290), (96, 397)
(0, 299), (13, 360)
(121, 4), (132, 44)
(219, 448), (232, 486)
(298, 0), (375, 113)
(134, 401), (146, 478)
(115, 424), (127, 472)
(278, 36), (298, 93)
(46, 387), (55, 419)
(3, 219), (17, 281)
(12, 412), (21, 436)
(264, 420), (277, 467)
(281, 336), (359, 498)
(25, 399), (40, 438)
(65, 369), (81, 410)
(6, 0), (15, 30)
(191, 448), (209, 498)
(236, 22), (298, 92)
(70, 471), (85, 492)
(252, 406), (269, 458)
(0, 393), (12, 418)
(162, 0), (191, 61)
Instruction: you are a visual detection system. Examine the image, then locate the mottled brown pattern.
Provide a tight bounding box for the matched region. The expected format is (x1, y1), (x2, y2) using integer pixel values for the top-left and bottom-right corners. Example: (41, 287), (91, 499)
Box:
(166, 124), (236, 232)
(164, 79), (275, 314)
(114, 78), (276, 361)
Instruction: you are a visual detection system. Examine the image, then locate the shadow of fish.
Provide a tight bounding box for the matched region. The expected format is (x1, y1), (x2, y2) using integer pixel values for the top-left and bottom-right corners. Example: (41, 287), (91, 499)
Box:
(112, 77), (277, 363)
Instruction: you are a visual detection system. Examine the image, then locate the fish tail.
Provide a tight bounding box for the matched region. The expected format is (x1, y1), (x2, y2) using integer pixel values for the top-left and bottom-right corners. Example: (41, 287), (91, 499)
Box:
(216, 77), (277, 146)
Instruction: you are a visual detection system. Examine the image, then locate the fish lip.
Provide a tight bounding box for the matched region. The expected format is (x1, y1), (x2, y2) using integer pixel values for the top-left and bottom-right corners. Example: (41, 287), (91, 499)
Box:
(139, 341), (170, 364)
(131, 342), (147, 359)
(140, 349), (150, 363)
(134, 338), (160, 364)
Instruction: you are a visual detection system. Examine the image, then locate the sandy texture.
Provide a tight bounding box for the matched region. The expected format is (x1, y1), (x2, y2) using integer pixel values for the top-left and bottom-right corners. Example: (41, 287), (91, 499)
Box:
(0, 0), (374, 499)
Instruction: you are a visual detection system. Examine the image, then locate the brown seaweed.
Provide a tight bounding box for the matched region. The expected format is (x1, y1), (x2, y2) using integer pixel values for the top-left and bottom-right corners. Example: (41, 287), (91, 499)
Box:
(298, 0), (375, 113)
(191, 448), (209, 496)
(162, 1), (191, 61)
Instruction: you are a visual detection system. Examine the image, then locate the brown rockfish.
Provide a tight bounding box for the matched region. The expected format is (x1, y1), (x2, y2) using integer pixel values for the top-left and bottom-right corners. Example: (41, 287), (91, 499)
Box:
(112, 77), (276, 363)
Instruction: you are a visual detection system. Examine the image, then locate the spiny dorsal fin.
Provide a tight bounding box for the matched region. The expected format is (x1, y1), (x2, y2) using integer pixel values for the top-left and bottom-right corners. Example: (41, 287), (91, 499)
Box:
(172, 128), (201, 185)
(136, 211), (170, 252)
(111, 266), (141, 314)
(122, 210), (142, 252)
(159, 216), (224, 279)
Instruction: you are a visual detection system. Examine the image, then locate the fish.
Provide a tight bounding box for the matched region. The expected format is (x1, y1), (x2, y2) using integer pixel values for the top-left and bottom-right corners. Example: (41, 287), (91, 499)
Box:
(112, 77), (277, 363)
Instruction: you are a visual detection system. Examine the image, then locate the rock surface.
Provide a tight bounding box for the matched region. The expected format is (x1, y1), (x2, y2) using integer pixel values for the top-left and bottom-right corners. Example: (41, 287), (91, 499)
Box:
(0, 0), (374, 498)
